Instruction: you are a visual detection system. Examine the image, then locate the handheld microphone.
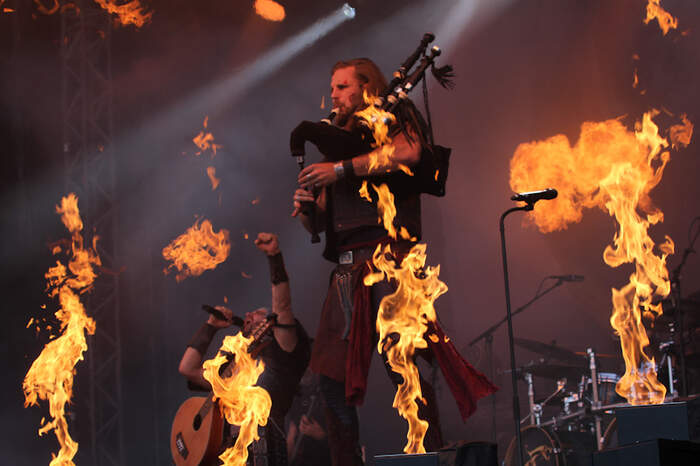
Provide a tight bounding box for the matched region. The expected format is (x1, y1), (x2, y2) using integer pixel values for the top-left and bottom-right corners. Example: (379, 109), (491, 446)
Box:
(511, 188), (558, 204)
(550, 275), (585, 282)
(202, 305), (244, 327)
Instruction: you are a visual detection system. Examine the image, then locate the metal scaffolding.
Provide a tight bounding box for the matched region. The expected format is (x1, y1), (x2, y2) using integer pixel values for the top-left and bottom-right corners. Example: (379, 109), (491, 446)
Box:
(61, 2), (124, 464)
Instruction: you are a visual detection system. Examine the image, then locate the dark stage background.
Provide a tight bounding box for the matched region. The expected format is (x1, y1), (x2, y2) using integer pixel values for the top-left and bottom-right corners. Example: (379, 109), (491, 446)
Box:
(1, 0), (699, 464)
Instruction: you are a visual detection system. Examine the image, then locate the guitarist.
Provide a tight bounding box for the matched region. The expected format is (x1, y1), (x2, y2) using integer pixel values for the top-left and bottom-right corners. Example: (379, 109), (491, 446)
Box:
(178, 232), (311, 466)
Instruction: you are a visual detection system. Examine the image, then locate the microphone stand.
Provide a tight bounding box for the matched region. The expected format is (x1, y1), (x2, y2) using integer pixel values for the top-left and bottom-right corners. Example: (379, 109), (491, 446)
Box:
(468, 277), (566, 443)
(670, 221), (698, 397)
(498, 203), (534, 466)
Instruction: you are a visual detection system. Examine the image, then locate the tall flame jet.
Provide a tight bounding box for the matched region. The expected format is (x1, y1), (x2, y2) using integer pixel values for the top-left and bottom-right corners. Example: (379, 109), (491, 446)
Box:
(23, 194), (101, 465)
(509, 111), (693, 404)
(202, 333), (271, 466)
(355, 94), (444, 452)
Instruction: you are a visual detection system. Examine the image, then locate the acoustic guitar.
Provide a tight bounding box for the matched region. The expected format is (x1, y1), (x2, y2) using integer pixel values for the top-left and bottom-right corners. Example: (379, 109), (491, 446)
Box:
(170, 315), (277, 466)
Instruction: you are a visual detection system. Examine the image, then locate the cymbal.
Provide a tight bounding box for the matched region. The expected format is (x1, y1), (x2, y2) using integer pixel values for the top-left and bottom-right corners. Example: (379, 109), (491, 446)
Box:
(520, 362), (588, 381)
(514, 337), (586, 366)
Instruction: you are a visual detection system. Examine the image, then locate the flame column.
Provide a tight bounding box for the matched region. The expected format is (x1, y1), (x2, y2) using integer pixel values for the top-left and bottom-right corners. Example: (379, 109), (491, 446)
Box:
(61, 2), (125, 464)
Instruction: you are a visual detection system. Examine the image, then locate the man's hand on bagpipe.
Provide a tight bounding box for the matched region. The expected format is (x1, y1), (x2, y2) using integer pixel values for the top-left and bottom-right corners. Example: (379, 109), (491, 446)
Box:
(298, 162), (338, 190)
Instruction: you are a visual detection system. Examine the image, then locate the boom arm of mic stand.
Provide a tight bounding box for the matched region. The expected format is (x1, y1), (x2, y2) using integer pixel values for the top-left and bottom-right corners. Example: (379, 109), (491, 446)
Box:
(468, 279), (565, 347)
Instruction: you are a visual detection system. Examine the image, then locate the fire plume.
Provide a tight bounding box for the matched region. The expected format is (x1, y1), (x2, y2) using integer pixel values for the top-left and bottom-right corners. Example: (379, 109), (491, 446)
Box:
(509, 110), (693, 404)
(193, 116), (223, 157)
(644, 0), (678, 35)
(202, 333), (271, 466)
(162, 219), (230, 282)
(364, 243), (448, 453)
(23, 194), (100, 465)
(93, 0), (151, 28)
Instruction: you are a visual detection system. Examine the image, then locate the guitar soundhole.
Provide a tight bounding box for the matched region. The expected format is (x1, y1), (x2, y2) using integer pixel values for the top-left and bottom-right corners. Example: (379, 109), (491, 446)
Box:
(193, 414), (202, 431)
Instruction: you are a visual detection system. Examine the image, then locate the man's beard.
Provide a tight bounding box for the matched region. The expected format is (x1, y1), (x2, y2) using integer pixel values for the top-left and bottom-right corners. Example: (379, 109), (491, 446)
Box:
(334, 111), (351, 128)
(334, 103), (359, 128)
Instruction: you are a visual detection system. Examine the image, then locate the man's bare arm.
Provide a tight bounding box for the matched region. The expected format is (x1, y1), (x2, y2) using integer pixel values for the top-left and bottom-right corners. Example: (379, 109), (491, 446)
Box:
(297, 130), (422, 189)
(178, 307), (234, 390)
(255, 233), (298, 352)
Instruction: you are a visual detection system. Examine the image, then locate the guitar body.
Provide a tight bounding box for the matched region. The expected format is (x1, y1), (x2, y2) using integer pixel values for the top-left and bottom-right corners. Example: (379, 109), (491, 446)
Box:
(171, 396), (224, 466)
(171, 315), (278, 465)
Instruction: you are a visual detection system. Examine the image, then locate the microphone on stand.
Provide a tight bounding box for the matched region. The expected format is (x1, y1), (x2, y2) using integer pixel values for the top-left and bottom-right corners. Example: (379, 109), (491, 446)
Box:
(549, 275), (585, 282)
(511, 188), (558, 204)
(202, 305), (244, 327)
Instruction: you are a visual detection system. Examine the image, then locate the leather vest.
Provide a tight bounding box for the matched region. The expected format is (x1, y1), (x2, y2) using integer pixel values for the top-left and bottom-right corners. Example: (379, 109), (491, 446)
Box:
(322, 171), (422, 262)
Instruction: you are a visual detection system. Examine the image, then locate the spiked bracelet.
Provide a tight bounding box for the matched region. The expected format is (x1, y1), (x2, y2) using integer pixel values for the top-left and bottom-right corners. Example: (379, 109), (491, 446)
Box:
(268, 252), (289, 284)
(187, 322), (218, 355)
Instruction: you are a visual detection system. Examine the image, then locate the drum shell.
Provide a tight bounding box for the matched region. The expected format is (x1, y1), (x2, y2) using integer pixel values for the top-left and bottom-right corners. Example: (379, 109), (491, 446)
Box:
(505, 426), (596, 466)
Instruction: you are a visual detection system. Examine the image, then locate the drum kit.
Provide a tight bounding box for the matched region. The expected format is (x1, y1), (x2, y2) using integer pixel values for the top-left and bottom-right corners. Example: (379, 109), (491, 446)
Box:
(497, 289), (700, 465)
(502, 340), (625, 466)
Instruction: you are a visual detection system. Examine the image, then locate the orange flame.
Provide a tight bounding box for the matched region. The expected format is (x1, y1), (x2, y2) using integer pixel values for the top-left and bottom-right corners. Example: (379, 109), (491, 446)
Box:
(356, 92), (435, 452)
(202, 333), (271, 466)
(253, 0), (285, 22)
(509, 110), (693, 404)
(193, 116), (223, 157)
(644, 0), (678, 35)
(355, 91), (415, 176)
(162, 219), (230, 282)
(206, 166), (220, 190)
(360, 180), (415, 241)
(93, 0), (151, 28)
(364, 243), (448, 453)
(23, 194), (100, 465)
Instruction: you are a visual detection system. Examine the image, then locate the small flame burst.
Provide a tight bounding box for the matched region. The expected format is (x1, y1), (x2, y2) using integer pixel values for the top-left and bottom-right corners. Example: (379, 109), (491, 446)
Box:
(31, 0), (151, 26)
(364, 244), (448, 453)
(206, 166), (220, 190)
(202, 333), (271, 466)
(93, 0), (152, 27)
(253, 0), (285, 22)
(355, 91), (414, 176)
(23, 194), (100, 465)
(360, 181), (415, 241)
(644, 0), (678, 35)
(193, 116), (223, 157)
(162, 219), (230, 282)
(1, 0), (15, 13)
(509, 110), (693, 405)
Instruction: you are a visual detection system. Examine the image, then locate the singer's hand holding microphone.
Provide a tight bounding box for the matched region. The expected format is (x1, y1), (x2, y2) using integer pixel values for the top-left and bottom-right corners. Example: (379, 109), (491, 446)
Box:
(202, 304), (239, 329)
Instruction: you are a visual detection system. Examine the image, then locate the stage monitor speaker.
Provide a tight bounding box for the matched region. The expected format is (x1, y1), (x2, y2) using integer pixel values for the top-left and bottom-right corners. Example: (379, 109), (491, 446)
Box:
(375, 442), (497, 466)
(592, 438), (700, 466)
(615, 396), (700, 445)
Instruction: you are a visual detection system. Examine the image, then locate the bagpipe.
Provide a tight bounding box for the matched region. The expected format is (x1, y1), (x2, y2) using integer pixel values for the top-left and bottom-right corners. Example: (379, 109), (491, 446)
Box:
(289, 33), (454, 243)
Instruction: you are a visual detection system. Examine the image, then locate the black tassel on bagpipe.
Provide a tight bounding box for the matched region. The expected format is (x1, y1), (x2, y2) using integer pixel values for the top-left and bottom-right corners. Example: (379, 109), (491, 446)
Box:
(431, 64), (455, 90)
